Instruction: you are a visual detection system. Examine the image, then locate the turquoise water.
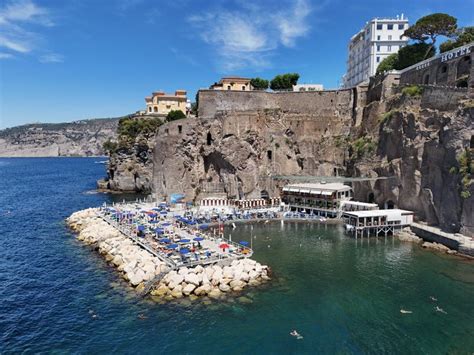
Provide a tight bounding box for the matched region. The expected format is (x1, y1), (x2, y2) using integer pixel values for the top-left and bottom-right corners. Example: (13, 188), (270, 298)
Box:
(1, 158), (473, 354)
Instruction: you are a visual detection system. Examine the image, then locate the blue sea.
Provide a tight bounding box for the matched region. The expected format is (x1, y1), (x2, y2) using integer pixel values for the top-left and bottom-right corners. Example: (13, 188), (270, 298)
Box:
(1, 158), (473, 354)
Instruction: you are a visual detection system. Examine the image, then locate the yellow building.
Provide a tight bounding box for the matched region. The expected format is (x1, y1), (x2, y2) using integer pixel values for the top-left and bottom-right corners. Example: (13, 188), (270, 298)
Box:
(145, 90), (187, 115)
(210, 77), (253, 91)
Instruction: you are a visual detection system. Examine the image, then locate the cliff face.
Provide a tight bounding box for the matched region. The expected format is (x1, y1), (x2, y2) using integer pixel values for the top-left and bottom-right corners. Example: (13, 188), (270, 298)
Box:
(0, 118), (119, 157)
(153, 89), (359, 200)
(350, 84), (473, 235)
(151, 82), (473, 236)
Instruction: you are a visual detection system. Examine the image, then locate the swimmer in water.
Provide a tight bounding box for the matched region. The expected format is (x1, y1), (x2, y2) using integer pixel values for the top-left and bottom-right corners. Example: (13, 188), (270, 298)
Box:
(400, 309), (413, 314)
(137, 314), (147, 320)
(290, 330), (303, 339)
(430, 296), (438, 302)
(435, 306), (447, 314)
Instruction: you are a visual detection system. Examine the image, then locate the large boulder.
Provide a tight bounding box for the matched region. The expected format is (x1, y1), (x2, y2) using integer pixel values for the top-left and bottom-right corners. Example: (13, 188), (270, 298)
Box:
(150, 284), (169, 297)
(183, 283), (196, 296)
(185, 273), (201, 286)
(219, 283), (231, 292)
(178, 267), (189, 276)
(208, 288), (222, 299)
(230, 280), (246, 290)
(194, 284), (212, 296)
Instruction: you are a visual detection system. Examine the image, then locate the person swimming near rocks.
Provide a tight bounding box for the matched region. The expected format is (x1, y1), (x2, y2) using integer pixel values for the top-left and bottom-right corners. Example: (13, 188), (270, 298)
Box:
(137, 314), (147, 320)
(400, 309), (413, 314)
(435, 306), (447, 314)
(430, 296), (438, 302)
(290, 330), (303, 339)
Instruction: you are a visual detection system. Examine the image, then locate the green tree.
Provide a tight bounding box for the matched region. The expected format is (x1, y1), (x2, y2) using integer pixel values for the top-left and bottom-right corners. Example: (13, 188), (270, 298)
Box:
(166, 110), (186, 122)
(404, 13), (457, 58)
(250, 77), (269, 90)
(396, 43), (435, 69)
(440, 26), (474, 53)
(376, 53), (399, 74)
(270, 73), (300, 91)
(102, 139), (118, 154)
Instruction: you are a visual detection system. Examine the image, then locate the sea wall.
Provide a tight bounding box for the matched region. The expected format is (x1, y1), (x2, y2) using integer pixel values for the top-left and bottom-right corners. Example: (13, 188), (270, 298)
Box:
(67, 208), (271, 301)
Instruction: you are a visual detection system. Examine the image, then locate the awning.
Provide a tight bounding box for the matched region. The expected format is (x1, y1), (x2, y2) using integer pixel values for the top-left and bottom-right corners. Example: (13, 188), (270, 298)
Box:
(282, 187), (290, 192)
(321, 191), (333, 196)
(289, 188), (300, 192)
(299, 189), (310, 193)
(309, 190), (321, 195)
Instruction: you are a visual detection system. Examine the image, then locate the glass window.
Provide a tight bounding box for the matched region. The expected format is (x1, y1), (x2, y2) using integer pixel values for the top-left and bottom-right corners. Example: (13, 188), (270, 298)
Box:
(388, 24), (393, 30)
(377, 23), (382, 30)
(387, 45), (392, 51)
(388, 35), (392, 40)
(398, 24), (404, 30)
(377, 35), (381, 40)
(376, 56), (380, 63)
(377, 45), (380, 52)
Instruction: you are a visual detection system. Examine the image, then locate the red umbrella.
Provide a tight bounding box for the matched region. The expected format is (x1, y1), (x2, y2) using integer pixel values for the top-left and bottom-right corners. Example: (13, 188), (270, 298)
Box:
(219, 243), (230, 249)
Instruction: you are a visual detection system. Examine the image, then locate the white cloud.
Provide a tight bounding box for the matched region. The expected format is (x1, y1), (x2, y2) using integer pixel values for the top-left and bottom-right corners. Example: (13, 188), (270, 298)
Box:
(188, 0), (314, 71)
(0, 52), (14, 59)
(0, 0), (56, 59)
(39, 53), (63, 63)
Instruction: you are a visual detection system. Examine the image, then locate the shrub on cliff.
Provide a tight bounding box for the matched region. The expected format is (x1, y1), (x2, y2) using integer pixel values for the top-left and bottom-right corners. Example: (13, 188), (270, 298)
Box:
(270, 73), (299, 91)
(102, 139), (118, 154)
(118, 116), (163, 143)
(250, 77), (269, 90)
(401, 85), (423, 97)
(351, 136), (376, 158)
(166, 110), (186, 122)
(376, 53), (399, 74)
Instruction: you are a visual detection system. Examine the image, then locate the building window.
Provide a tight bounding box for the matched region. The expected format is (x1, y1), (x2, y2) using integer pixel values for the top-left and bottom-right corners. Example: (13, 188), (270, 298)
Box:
(398, 24), (404, 30)
(154, 106), (158, 112)
(376, 56), (380, 63)
(388, 35), (392, 40)
(148, 107), (152, 112)
(377, 35), (381, 40)
(377, 45), (380, 52)
(178, 125), (182, 134)
(377, 24), (383, 30)
(387, 45), (392, 51)
(267, 150), (272, 160)
(242, 86), (246, 90)
(387, 24), (393, 30)
(227, 85), (231, 90)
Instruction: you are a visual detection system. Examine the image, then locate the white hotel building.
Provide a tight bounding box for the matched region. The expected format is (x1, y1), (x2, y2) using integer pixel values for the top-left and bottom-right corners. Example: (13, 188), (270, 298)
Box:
(343, 15), (409, 88)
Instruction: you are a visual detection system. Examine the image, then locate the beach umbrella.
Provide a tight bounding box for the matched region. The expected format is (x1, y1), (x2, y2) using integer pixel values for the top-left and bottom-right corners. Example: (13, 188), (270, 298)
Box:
(193, 237), (204, 241)
(160, 238), (171, 243)
(239, 241), (249, 246)
(179, 248), (190, 254)
(152, 207), (161, 211)
(149, 220), (158, 224)
(155, 228), (164, 235)
(198, 224), (209, 230)
(160, 211), (167, 215)
(137, 225), (145, 231)
(179, 239), (191, 243)
(161, 223), (171, 227)
(219, 243), (230, 249)
(167, 243), (178, 249)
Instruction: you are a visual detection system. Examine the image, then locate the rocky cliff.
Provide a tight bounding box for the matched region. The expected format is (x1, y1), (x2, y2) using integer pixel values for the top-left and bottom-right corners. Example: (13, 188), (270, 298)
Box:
(153, 89), (360, 200)
(0, 118), (119, 157)
(151, 80), (473, 236)
(350, 81), (473, 235)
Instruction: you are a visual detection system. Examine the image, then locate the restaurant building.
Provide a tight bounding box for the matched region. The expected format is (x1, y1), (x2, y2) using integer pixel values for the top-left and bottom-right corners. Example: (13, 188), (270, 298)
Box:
(281, 183), (353, 218)
(209, 77), (253, 91)
(343, 209), (414, 237)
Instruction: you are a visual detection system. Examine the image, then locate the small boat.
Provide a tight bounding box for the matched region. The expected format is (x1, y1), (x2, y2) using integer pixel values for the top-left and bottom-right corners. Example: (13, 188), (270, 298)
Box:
(400, 309), (412, 314)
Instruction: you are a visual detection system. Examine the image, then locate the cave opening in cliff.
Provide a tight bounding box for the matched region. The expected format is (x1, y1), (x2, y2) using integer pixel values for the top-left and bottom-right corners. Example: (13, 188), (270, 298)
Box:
(260, 190), (270, 200)
(385, 200), (395, 209)
(207, 132), (213, 145)
(368, 192), (375, 203)
(470, 135), (474, 149)
(267, 150), (272, 161)
(178, 125), (182, 134)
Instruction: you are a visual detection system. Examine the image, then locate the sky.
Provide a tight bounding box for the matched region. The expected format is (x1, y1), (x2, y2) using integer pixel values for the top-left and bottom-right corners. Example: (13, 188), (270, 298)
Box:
(0, 0), (473, 129)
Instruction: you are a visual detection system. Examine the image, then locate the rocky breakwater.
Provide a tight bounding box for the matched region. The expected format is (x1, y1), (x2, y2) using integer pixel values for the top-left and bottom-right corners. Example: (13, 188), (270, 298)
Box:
(67, 208), (272, 300)
(150, 259), (271, 301)
(67, 208), (168, 288)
